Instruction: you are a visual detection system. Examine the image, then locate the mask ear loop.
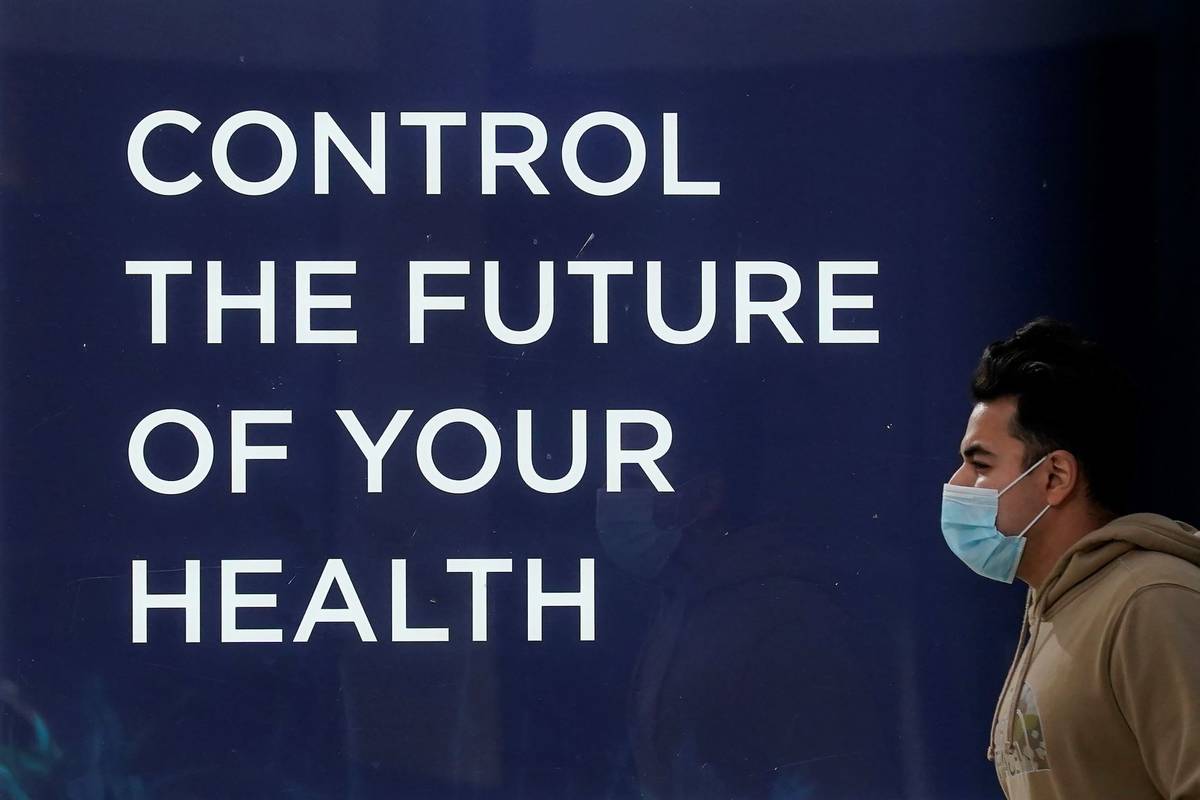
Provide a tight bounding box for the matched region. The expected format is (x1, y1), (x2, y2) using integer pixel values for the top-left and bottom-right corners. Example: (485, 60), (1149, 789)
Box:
(1015, 503), (1051, 538)
(998, 453), (1050, 497)
(1000, 453), (1053, 539)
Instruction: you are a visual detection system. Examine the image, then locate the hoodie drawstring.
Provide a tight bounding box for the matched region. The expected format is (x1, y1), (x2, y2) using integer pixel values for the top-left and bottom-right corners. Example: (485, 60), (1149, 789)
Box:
(1004, 605), (1044, 758)
(987, 589), (1034, 761)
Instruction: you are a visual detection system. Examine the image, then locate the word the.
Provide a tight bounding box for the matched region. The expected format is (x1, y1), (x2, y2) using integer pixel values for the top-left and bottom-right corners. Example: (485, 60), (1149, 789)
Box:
(125, 259), (880, 345)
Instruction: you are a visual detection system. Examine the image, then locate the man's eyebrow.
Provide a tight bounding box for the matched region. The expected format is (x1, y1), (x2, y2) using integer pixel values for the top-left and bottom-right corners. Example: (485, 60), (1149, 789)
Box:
(961, 443), (996, 460)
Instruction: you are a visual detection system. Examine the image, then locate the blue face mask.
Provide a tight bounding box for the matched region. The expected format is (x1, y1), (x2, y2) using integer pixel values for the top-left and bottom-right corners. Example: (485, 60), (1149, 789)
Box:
(940, 454), (1051, 583)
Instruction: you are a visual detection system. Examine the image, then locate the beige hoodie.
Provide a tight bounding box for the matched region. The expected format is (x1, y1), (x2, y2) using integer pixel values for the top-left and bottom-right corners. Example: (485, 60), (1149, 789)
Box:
(989, 512), (1200, 799)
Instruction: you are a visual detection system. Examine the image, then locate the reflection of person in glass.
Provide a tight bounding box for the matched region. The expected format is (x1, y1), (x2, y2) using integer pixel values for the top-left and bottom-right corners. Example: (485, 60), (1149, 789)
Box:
(597, 431), (890, 799)
(942, 318), (1200, 799)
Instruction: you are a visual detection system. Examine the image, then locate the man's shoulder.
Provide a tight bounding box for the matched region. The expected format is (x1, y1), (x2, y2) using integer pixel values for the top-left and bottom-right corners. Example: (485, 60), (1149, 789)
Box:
(1058, 549), (1200, 623)
(1110, 549), (1200, 596)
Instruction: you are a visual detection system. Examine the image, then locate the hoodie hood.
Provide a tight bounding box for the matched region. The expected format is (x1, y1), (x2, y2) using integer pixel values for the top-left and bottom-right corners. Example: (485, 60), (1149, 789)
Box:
(1036, 512), (1200, 615)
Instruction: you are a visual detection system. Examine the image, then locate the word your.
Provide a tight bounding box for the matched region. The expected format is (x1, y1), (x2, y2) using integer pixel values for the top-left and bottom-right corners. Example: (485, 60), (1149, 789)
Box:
(128, 110), (719, 197)
(132, 558), (595, 643)
(128, 408), (673, 495)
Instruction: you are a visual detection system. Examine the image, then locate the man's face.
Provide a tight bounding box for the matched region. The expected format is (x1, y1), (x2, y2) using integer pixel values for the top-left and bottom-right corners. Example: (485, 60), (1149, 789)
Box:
(948, 396), (1047, 536)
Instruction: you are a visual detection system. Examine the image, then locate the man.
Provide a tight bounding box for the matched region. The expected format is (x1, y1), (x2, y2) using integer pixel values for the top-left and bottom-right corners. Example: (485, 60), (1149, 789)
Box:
(941, 317), (1200, 799)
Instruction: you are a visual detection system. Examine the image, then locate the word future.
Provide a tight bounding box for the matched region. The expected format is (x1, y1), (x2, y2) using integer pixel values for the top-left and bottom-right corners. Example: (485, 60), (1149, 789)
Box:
(132, 558), (596, 644)
(126, 259), (880, 346)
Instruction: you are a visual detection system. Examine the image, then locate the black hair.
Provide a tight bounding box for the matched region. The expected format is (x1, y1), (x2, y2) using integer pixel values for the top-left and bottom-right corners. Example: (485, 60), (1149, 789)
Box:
(970, 316), (1137, 516)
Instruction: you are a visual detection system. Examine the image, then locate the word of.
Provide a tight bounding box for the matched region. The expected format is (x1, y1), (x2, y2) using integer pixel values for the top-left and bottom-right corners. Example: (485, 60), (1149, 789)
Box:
(128, 408), (673, 495)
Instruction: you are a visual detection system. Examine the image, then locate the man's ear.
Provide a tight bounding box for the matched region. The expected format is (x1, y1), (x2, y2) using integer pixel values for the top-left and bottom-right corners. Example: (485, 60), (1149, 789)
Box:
(1045, 449), (1079, 505)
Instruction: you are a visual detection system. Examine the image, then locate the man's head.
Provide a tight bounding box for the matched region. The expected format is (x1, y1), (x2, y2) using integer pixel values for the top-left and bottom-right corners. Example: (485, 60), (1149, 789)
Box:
(948, 317), (1137, 540)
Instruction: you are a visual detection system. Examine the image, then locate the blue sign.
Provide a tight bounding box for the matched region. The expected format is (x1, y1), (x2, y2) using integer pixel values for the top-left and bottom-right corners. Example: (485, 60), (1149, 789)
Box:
(2, 3), (1197, 798)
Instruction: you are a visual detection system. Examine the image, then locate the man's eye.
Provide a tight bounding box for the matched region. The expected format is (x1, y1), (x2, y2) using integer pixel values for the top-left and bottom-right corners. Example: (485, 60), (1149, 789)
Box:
(973, 462), (989, 470)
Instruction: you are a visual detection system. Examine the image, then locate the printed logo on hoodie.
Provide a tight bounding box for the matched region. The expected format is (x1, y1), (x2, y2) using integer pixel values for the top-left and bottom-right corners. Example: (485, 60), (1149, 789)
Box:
(998, 683), (1051, 777)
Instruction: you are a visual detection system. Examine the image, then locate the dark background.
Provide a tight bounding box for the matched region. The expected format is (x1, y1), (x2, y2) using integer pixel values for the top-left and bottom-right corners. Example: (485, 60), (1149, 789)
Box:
(1, 2), (1197, 798)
